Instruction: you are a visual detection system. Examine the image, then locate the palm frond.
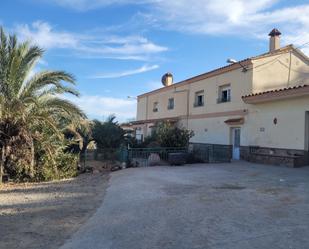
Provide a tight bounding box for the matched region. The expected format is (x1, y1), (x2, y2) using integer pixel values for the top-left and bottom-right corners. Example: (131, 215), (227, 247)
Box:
(38, 85), (80, 97)
(19, 70), (76, 99)
(40, 97), (86, 118)
(17, 45), (44, 90)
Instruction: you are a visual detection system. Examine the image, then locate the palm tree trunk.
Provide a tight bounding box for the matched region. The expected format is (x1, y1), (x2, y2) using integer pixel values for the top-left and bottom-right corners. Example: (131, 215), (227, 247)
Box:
(0, 146), (5, 184)
(29, 138), (35, 179)
(0, 152), (3, 184)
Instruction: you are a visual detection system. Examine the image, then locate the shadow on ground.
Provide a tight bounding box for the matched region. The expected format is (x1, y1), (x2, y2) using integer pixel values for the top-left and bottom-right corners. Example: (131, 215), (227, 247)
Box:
(0, 161), (109, 249)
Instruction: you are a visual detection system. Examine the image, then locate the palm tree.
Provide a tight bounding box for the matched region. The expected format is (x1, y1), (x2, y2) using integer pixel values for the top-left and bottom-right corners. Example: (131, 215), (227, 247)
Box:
(0, 27), (85, 182)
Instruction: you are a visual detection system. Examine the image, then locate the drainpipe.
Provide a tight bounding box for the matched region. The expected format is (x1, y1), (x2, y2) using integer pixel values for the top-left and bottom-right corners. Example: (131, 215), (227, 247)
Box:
(145, 96), (149, 140)
(287, 51), (292, 87)
(145, 95), (149, 120)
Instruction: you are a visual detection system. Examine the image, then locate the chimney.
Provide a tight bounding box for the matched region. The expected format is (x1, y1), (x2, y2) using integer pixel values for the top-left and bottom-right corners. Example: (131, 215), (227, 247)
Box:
(161, 72), (173, 87)
(268, 28), (281, 52)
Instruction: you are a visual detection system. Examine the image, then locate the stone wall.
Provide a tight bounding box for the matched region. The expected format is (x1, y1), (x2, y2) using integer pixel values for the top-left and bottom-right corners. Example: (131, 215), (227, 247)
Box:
(240, 146), (309, 168)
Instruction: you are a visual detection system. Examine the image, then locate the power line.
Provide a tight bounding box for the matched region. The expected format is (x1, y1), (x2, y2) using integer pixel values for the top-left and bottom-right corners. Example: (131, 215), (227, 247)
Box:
(249, 40), (309, 71)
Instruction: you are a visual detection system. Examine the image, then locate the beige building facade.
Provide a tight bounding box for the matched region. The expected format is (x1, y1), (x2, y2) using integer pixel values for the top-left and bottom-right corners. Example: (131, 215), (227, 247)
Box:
(132, 29), (309, 167)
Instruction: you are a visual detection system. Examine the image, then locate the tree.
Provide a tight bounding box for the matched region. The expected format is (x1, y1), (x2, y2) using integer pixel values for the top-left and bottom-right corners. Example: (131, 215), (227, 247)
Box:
(156, 122), (194, 147)
(0, 27), (85, 182)
(64, 118), (93, 154)
(92, 115), (125, 149)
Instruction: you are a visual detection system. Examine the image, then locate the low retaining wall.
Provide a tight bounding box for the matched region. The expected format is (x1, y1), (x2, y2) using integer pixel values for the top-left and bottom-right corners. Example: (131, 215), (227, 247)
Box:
(240, 146), (309, 168)
(190, 143), (309, 167)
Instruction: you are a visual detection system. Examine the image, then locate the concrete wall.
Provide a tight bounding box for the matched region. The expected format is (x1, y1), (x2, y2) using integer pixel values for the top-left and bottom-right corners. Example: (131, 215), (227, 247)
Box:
(135, 49), (309, 152)
(188, 67), (252, 115)
(136, 85), (189, 121)
(252, 51), (309, 93)
(243, 97), (309, 150)
(181, 117), (233, 145)
(136, 97), (147, 121)
(137, 66), (253, 121)
(185, 96), (309, 151)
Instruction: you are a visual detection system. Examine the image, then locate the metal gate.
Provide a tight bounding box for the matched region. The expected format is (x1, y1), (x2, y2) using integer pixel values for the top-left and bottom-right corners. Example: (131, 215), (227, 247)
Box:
(189, 143), (232, 163)
(119, 147), (188, 167)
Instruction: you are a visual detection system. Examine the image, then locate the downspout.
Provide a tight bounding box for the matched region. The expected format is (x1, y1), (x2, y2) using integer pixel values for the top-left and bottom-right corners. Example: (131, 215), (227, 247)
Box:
(186, 89), (189, 129)
(145, 96), (149, 140)
(145, 95), (148, 120)
(287, 51), (292, 87)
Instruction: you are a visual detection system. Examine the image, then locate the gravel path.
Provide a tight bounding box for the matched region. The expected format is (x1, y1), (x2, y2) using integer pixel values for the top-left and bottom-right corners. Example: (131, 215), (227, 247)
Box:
(0, 163), (109, 249)
(60, 161), (309, 249)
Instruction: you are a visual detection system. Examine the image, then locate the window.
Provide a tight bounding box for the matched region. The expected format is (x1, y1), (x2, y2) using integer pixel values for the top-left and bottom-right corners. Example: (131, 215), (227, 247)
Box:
(167, 98), (174, 110)
(218, 85), (231, 103)
(194, 90), (204, 107)
(153, 102), (158, 112)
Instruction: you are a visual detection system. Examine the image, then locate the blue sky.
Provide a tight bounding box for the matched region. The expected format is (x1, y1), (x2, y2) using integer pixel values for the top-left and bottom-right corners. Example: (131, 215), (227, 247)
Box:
(0, 0), (308, 122)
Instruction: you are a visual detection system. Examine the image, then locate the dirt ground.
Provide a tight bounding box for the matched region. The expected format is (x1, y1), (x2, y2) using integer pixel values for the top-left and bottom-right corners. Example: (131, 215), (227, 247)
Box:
(0, 161), (110, 249)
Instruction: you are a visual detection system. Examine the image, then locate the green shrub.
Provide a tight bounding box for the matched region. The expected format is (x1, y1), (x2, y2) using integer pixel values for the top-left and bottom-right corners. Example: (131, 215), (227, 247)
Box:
(36, 151), (78, 181)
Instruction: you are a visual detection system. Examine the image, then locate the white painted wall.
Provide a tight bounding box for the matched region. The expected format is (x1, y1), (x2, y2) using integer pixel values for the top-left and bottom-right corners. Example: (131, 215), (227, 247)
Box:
(184, 97), (309, 150)
(187, 117), (232, 145)
(243, 97), (309, 150)
(252, 51), (309, 93)
(135, 49), (309, 150)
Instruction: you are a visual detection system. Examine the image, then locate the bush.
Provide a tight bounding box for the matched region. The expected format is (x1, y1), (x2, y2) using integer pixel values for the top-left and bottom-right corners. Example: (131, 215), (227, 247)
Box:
(36, 151), (78, 181)
(156, 122), (194, 148)
(92, 115), (125, 149)
(130, 122), (194, 149)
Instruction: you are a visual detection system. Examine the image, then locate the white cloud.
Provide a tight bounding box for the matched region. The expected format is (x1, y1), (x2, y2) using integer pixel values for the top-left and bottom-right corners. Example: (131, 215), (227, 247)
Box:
(15, 21), (168, 60)
(150, 1), (302, 34)
(39, 1), (309, 54)
(150, 1), (309, 51)
(16, 21), (79, 49)
(77, 35), (167, 59)
(44, 0), (156, 11)
(91, 64), (159, 79)
(67, 95), (136, 121)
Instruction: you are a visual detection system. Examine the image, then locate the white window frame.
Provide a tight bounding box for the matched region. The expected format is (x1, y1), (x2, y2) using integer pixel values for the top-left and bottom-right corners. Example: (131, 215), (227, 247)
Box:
(218, 85), (231, 103)
(194, 90), (204, 107)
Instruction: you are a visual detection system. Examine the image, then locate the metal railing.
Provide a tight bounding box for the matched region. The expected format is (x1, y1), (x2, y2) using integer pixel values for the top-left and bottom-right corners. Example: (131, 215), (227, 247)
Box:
(190, 143), (232, 163)
(119, 147), (188, 167)
(82, 144), (232, 168)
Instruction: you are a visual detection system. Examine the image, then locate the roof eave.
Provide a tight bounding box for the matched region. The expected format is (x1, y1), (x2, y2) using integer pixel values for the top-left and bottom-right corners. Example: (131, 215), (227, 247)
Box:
(242, 85), (309, 104)
(138, 59), (252, 98)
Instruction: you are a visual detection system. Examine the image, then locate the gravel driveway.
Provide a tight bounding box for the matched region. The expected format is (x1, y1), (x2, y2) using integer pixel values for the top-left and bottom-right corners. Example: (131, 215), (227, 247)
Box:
(60, 161), (309, 249)
(0, 164), (109, 249)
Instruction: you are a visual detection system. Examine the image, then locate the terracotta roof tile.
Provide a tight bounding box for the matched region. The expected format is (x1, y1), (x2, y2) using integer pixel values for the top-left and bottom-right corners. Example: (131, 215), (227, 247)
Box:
(242, 85), (308, 98)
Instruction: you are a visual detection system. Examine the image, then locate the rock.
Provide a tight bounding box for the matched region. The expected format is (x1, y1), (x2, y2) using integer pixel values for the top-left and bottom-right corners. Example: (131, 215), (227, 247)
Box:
(168, 152), (188, 166)
(111, 165), (122, 172)
(148, 153), (161, 166)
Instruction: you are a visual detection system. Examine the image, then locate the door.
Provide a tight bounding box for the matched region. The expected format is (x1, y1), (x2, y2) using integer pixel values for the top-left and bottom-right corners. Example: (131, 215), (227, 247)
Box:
(232, 128), (241, 160)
